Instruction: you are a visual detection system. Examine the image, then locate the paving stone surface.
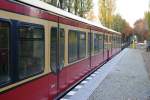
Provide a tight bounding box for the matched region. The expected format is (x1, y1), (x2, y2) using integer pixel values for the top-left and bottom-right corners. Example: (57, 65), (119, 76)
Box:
(88, 49), (150, 100)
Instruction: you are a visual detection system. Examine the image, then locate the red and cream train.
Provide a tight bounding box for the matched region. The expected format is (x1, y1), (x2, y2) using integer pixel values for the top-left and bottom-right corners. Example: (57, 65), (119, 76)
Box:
(0, 0), (122, 100)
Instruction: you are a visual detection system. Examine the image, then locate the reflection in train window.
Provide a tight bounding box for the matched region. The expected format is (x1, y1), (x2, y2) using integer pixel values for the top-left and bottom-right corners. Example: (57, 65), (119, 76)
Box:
(79, 32), (86, 59)
(0, 21), (10, 84)
(18, 24), (44, 79)
(99, 34), (103, 51)
(88, 33), (90, 55)
(112, 35), (115, 48)
(50, 28), (57, 73)
(59, 29), (65, 68)
(104, 35), (108, 49)
(88, 33), (94, 55)
(68, 30), (78, 63)
(94, 34), (99, 53)
(50, 27), (64, 73)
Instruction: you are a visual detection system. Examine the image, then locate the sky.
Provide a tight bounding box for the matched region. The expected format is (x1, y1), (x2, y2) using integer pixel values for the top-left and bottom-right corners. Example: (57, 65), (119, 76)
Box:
(93, 0), (149, 27)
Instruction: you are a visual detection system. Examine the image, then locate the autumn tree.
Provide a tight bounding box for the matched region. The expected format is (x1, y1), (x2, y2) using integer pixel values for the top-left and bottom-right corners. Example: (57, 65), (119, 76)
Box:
(122, 23), (133, 36)
(134, 19), (149, 41)
(98, 0), (116, 28)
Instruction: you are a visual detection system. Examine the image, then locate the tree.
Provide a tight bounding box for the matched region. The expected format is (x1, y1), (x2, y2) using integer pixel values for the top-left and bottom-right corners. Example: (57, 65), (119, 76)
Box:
(134, 19), (149, 41)
(98, 0), (116, 28)
(112, 14), (133, 34)
(144, 11), (150, 32)
(80, 0), (93, 17)
(66, 0), (73, 12)
(86, 9), (95, 20)
(111, 14), (133, 42)
(73, 0), (93, 17)
(112, 14), (125, 32)
(41, 0), (93, 18)
(122, 23), (133, 37)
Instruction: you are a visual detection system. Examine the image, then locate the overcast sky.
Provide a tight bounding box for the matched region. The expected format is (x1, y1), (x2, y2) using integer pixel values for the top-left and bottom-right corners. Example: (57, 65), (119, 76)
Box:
(93, 0), (149, 27)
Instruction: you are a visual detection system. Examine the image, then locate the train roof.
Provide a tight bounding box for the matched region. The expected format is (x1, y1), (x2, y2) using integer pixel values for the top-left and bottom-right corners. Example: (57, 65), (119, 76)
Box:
(17, 0), (121, 35)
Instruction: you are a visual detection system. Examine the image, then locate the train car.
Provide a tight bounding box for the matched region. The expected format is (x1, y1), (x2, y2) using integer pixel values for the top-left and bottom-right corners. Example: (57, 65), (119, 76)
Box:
(0, 0), (122, 100)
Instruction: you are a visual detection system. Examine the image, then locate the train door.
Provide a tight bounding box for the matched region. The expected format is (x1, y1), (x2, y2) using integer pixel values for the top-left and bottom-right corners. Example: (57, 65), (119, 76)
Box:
(56, 26), (66, 92)
(50, 23), (65, 98)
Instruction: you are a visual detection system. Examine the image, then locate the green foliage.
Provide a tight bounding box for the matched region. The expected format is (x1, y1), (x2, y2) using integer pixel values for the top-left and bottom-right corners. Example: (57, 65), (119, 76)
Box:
(78, 0), (93, 17)
(112, 14), (126, 32)
(143, 11), (150, 40)
(41, 0), (93, 18)
(111, 14), (133, 42)
(144, 11), (150, 32)
(99, 0), (116, 28)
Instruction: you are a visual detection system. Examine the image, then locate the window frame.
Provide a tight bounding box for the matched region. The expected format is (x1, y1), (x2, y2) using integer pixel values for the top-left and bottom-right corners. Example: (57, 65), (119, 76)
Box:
(17, 22), (45, 80)
(88, 32), (91, 55)
(68, 30), (87, 63)
(68, 30), (78, 63)
(0, 18), (11, 87)
(79, 31), (86, 59)
(98, 34), (103, 52)
(88, 32), (94, 56)
(94, 33), (99, 54)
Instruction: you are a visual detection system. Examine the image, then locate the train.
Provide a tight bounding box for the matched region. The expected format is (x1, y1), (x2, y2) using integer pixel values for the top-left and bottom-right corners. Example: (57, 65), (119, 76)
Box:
(0, 0), (122, 100)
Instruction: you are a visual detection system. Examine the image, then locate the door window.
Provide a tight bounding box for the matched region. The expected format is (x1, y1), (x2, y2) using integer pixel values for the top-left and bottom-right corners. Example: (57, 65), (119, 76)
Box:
(50, 27), (65, 73)
(0, 21), (10, 84)
(18, 24), (44, 79)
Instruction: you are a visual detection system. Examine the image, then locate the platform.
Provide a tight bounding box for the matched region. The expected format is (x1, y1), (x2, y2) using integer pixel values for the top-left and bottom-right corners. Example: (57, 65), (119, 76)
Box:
(61, 48), (150, 100)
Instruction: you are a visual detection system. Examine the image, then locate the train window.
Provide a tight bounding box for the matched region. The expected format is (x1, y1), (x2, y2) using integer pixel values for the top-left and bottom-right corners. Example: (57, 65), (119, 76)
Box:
(103, 35), (105, 49)
(99, 34), (103, 51)
(109, 36), (111, 42)
(116, 36), (118, 48)
(50, 27), (65, 73)
(94, 34), (99, 54)
(79, 32), (86, 59)
(114, 35), (116, 48)
(50, 28), (57, 73)
(59, 29), (65, 68)
(106, 35), (108, 42)
(0, 21), (10, 84)
(68, 30), (78, 63)
(18, 25), (44, 79)
(88, 33), (90, 55)
(91, 33), (94, 54)
(88, 32), (93, 55)
(94, 34), (103, 53)
(112, 35), (113, 48)
(113, 35), (116, 48)
(112, 36), (113, 48)
(88, 33), (91, 55)
(105, 35), (108, 49)
(108, 36), (111, 49)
